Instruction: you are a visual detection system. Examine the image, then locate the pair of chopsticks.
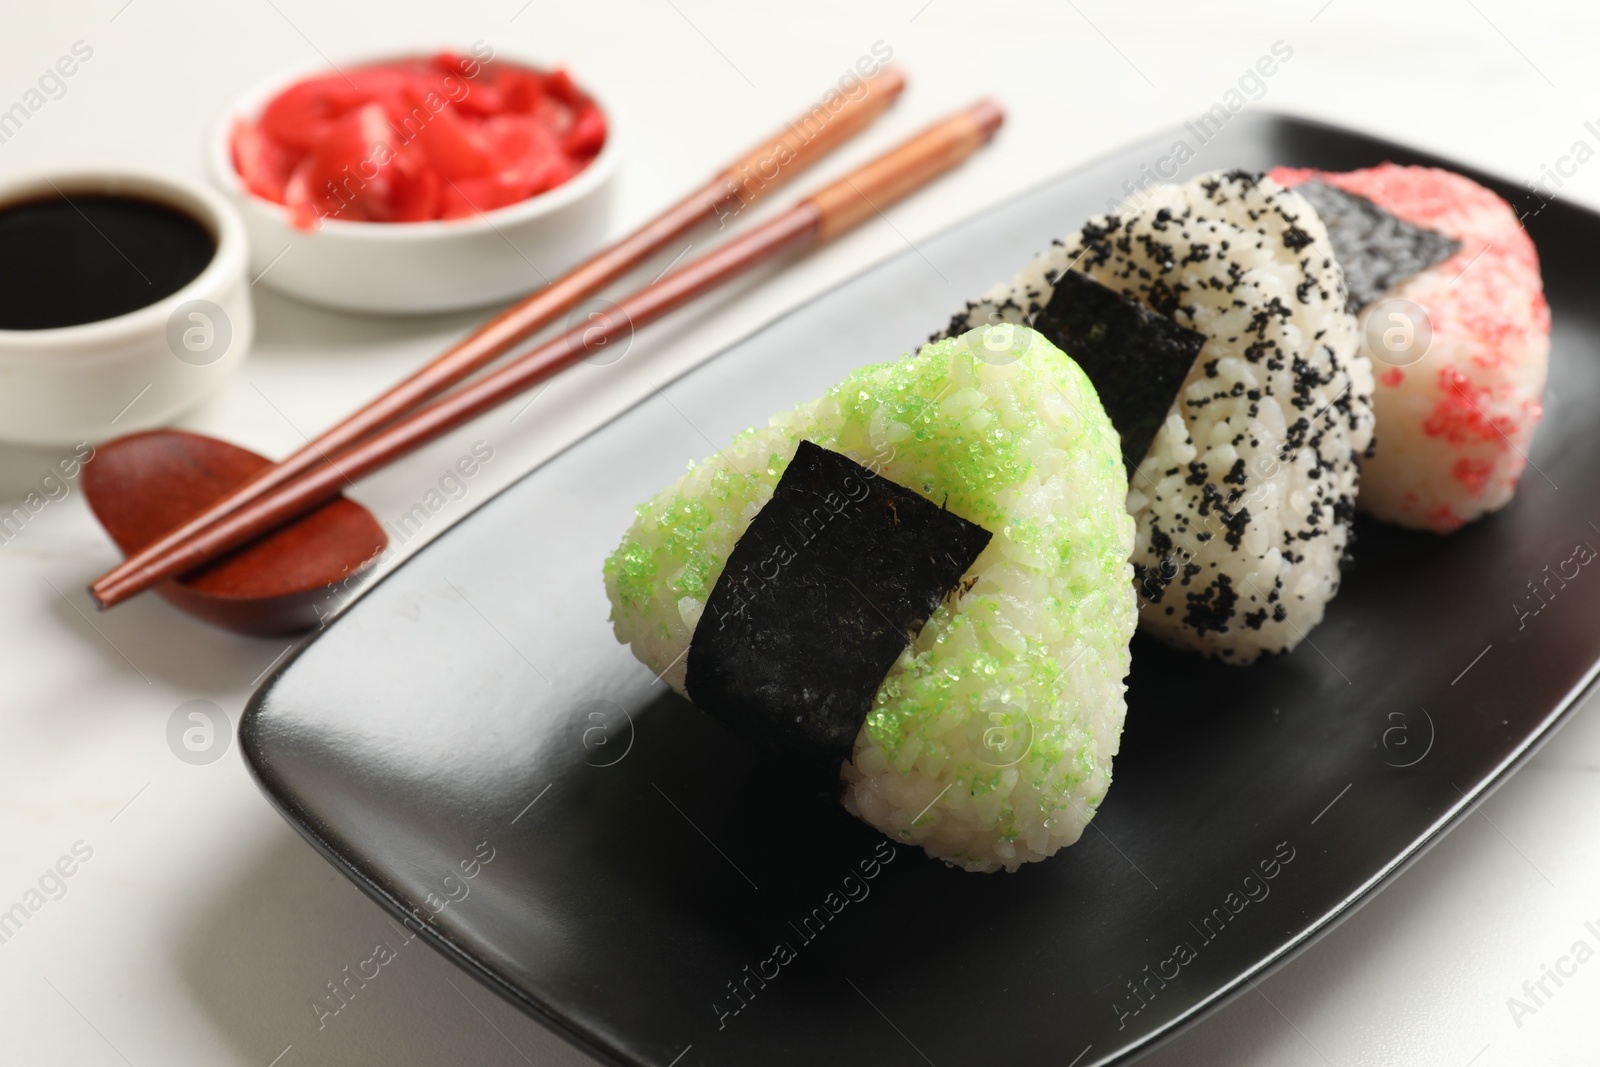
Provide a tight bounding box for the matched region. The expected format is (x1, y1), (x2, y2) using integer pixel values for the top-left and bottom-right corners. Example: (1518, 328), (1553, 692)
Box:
(90, 70), (1003, 610)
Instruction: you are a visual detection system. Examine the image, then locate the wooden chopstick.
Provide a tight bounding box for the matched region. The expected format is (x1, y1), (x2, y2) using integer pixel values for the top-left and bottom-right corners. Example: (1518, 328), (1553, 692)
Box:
(88, 65), (906, 609)
(91, 99), (1004, 610)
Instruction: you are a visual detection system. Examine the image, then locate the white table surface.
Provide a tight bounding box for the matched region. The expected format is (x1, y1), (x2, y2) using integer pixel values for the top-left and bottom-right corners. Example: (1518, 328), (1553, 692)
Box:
(3, 1), (1598, 1064)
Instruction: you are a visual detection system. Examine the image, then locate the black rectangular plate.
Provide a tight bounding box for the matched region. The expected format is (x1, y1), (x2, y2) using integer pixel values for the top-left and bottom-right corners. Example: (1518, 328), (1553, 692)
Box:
(242, 114), (1600, 1067)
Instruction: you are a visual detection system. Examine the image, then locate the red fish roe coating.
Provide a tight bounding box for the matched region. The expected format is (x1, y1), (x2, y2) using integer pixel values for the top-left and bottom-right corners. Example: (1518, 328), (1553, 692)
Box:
(1271, 164), (1550, 533)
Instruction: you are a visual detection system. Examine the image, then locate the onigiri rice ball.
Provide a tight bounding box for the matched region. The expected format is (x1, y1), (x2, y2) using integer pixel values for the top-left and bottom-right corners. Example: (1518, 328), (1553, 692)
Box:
(605, 325), (1137, 872)
(942, 171), (1376, 663)
(1272, 164), (1551, 533)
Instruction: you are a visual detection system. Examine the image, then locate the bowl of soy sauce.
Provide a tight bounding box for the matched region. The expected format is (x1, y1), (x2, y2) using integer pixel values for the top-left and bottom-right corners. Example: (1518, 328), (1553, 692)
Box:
(0, 168), (251, 446)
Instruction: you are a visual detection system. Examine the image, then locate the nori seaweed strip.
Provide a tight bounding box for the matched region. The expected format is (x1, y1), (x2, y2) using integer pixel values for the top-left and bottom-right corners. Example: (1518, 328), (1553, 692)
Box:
(1294, 179), (1462, 311)
(1031, 270), (1208, 474)
(686, 440), (992, 772)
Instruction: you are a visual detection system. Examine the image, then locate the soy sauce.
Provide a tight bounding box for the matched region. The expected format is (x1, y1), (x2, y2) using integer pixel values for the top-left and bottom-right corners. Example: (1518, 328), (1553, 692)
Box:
(0, 193), (215, 330)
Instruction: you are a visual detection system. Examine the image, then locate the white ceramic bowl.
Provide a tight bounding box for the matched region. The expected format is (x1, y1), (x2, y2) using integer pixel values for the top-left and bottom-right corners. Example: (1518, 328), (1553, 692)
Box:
(0, 168), (252, 447)
(207, 51), (620, 315)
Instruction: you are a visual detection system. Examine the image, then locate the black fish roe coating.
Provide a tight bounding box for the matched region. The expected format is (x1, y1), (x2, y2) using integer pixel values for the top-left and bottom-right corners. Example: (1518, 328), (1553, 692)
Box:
(1183, 571), (1239, 634)
(1030, 271), (1207, 476)
(936, 171), (1370, 660)
(1077, 172), (1363, 656)
(1292, 179), (1462, 312)
(686, 441), (992, 773)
